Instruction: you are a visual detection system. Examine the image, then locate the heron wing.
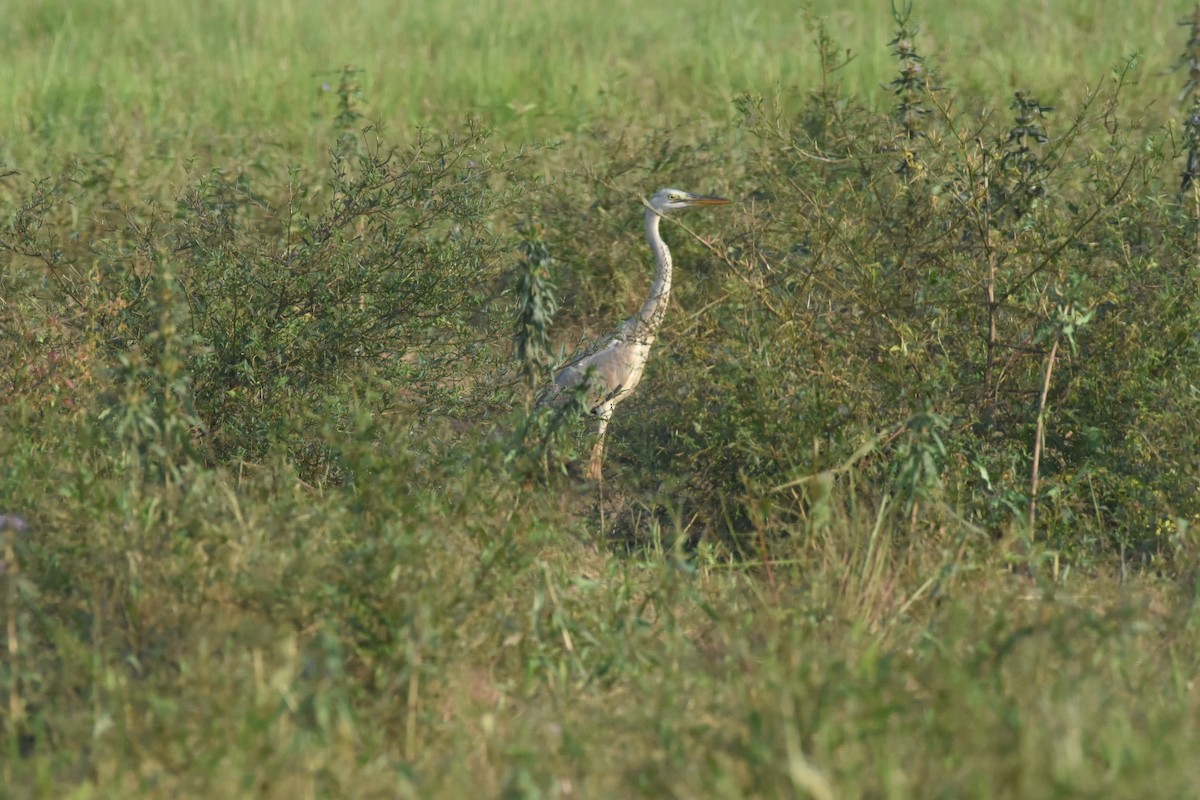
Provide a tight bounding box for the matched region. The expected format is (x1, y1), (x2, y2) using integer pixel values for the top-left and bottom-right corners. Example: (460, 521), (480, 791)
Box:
(542, 334), (641, 414)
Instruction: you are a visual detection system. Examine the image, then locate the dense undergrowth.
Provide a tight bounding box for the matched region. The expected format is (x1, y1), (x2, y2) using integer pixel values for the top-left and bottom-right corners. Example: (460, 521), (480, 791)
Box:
(3, 3), (1200, 797)
(529, 25), (1200, 567)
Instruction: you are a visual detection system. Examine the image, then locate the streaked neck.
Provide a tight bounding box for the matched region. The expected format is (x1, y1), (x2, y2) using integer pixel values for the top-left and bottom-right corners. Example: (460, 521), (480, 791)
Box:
(632, 208), (672, 336)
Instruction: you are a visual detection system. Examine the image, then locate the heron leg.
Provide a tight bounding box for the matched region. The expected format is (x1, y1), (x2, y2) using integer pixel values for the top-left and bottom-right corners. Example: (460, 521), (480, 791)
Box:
(586, 415), (610, 481)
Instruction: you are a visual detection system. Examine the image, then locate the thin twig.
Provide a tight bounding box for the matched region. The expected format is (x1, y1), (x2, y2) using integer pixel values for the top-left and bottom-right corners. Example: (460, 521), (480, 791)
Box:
(1029, 336), (1060, 533)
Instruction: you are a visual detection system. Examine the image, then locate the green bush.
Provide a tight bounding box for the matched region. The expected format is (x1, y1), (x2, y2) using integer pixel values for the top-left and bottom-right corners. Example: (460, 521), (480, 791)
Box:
(524, 14), (1200, 564)
(3, 125), (532, 476)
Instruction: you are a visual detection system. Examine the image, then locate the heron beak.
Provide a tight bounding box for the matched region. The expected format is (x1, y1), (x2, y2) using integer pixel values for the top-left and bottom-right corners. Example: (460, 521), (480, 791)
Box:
(684, 193), (731, 206)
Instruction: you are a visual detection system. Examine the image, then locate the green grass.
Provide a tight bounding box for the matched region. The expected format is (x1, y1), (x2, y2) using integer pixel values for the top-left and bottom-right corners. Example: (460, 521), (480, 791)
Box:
(4, 0), (1200, 797)
(0, 0), (1188, 161)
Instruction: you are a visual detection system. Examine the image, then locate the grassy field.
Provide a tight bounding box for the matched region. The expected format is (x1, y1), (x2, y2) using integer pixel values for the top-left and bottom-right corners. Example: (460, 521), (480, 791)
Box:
(4, 0), (1200, 797)
(0, 0), (1187, 157)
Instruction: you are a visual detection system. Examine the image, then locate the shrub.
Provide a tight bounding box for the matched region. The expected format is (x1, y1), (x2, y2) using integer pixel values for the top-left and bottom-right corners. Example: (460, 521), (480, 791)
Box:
(3, 124), (533, 476)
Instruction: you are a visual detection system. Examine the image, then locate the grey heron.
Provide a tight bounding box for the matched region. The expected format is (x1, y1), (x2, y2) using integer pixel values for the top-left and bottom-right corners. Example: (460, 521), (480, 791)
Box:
(542, 188), (730, 480)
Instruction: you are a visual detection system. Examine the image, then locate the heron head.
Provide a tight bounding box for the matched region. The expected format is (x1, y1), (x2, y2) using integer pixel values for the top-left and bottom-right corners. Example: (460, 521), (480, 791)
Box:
(648, 188), (731, 214)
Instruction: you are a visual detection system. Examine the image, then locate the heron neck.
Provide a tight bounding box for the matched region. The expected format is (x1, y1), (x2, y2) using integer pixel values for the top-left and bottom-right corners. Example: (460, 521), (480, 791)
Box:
(633, 208), (672, 337)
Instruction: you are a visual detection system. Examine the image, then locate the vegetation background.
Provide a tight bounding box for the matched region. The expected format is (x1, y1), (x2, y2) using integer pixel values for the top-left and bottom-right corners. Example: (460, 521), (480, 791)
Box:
(3, 0), (1199, 796)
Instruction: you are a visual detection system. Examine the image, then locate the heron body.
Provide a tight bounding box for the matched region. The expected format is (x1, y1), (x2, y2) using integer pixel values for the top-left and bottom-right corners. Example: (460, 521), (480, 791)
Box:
(544, 188), (730, 480)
